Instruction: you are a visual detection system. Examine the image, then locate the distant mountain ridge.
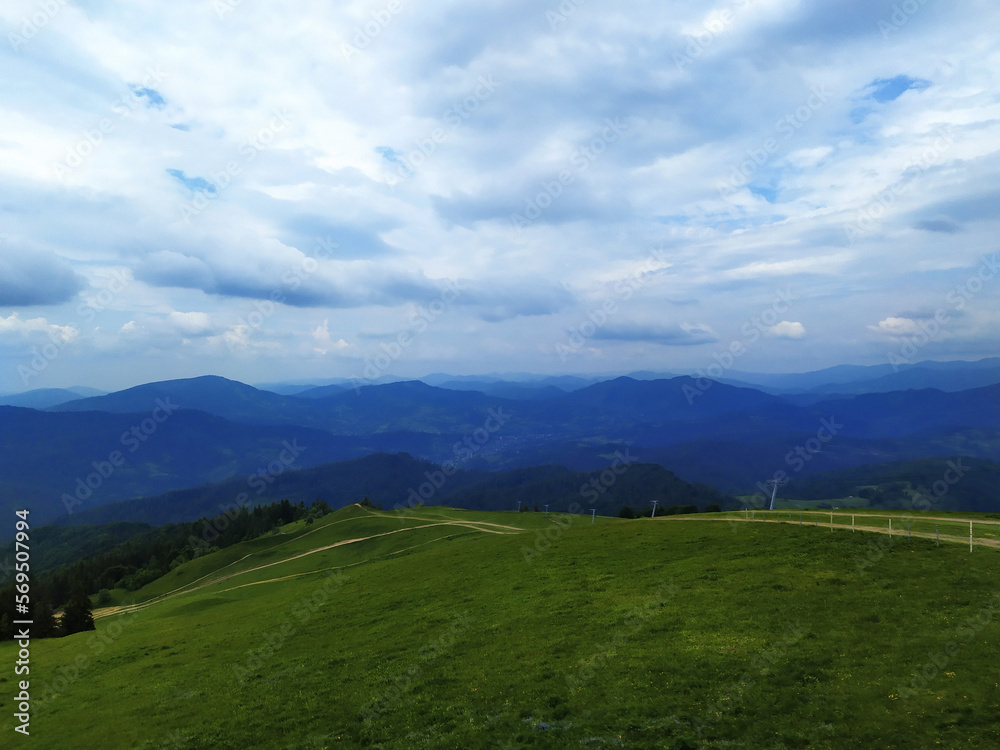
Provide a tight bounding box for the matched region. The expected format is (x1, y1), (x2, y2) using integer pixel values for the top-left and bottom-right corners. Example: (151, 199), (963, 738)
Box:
(52, 452), (736, 528)
(6, 360), (998, 526)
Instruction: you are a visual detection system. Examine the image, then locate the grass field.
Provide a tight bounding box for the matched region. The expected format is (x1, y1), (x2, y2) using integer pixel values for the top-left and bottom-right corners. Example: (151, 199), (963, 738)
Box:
(3, 504), (1000, 748)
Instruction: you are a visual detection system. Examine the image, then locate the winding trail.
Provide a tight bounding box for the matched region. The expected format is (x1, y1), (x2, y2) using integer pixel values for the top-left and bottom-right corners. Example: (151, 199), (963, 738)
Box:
(94, 509), (523, 620)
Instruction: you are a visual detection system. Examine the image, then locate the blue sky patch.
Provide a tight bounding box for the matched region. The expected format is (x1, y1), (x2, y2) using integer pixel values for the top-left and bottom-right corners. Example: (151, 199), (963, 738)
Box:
(167, 169), (217, 194)
(865, 75), (931, 103)
(132, 86), (167, 109)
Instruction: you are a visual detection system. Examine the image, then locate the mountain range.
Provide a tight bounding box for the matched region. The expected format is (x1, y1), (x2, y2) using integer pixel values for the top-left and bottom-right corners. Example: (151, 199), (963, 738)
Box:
(4, 357), (999, 528)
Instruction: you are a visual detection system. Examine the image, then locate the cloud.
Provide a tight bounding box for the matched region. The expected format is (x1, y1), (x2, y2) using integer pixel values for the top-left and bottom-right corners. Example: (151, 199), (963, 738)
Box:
(134, 247), (451, 309)
(469, 282), (576, 322)
(1, 0), (999, 384)
(592, 323), (718, 346)
(870, 317), (921, 336)
(312, 319), (350, 355)
(0, 313), (78, 342)
(914, 218), (962, 234)
(167, 311), (215, 337)
(0, 251), (84, 307)
(764, 321), (806, 340)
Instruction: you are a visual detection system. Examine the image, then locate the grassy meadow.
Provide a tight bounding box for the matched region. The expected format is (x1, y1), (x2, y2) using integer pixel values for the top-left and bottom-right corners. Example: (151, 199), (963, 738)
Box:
(2, 504), (1000, 749)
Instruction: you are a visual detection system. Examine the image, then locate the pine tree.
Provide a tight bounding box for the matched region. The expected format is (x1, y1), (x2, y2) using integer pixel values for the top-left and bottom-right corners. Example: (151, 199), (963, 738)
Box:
(0, 612), (12, 641)
(34, 600), (58, 638)
(61, 588), (96, 636)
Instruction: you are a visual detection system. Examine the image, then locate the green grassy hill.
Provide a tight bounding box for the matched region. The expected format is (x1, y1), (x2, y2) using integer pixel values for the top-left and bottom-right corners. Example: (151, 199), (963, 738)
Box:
(2, 505), (999, 748)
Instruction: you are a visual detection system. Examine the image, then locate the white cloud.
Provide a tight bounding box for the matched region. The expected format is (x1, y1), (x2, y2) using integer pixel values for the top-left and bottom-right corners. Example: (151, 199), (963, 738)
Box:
(167, 311), (215, 336)
(312, 319), (350, 355)
(0, 313), (78, 342)
(765, 320), (807, 340)
(1, 0), (999, 387)
(870, 317), (920, 336)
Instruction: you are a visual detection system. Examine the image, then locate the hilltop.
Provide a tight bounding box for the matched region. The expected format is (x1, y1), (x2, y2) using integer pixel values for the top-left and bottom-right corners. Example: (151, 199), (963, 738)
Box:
(2, 505), (998, 748)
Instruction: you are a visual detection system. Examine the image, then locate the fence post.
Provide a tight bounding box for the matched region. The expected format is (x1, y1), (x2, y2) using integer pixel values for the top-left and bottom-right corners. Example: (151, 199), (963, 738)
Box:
(936, 525), (939, 546)
(830, 512), (833, 531)
(889, 518), (892, 536)
(970, 520), (973, 553)
(852, 515), (855, 532)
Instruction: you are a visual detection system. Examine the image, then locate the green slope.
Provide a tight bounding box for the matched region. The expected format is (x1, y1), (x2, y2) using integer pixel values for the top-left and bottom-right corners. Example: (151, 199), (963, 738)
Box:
(2, 505), (999, 749)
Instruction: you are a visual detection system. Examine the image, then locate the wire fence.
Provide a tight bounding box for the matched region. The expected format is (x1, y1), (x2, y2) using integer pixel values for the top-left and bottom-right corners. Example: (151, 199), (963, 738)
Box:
(721, 510), (1000, 551)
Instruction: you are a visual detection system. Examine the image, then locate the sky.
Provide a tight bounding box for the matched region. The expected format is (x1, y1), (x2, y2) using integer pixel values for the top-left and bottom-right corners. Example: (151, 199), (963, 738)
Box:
(1, 0), (999, 392)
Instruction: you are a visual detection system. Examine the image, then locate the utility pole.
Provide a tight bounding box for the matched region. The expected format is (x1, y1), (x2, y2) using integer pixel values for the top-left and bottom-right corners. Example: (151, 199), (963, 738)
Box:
(765, 479), (787, 510)
(651, 500), (659, 518)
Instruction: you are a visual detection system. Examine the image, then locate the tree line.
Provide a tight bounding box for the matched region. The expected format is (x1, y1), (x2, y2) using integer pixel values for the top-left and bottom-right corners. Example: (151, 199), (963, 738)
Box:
(0, 498), (331, 641)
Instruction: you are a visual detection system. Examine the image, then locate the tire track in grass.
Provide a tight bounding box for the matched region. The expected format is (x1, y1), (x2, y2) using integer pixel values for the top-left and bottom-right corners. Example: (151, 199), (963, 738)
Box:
(94, 518), (522, 619)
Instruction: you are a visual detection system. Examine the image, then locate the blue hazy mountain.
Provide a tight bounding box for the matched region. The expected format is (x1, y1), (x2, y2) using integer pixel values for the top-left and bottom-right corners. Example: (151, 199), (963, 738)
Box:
(8, 362), (998, 521)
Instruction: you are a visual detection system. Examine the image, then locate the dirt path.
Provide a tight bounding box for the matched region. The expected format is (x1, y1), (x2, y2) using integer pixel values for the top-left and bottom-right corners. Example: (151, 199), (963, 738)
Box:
(94, 516), (522, 620)
(662, 516), (1000, 549)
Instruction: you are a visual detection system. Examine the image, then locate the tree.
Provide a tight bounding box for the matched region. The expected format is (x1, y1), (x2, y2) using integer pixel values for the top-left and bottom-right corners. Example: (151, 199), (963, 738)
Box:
(618, 505), (636, 519)
(34, 600), (58, 638)
(0, 612), (12, 641)
(61, 588), (96, 636)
